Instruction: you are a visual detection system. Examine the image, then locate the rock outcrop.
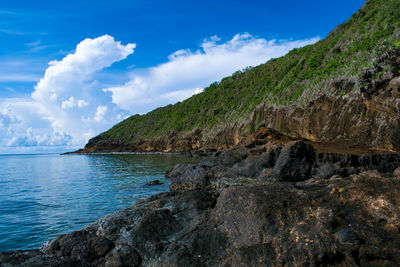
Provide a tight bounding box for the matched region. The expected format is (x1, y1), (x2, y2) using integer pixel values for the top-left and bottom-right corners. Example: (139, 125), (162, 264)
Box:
(251, 76), (400, 152)
(76, 75), (400, 154)
(2, 140), (400, 266)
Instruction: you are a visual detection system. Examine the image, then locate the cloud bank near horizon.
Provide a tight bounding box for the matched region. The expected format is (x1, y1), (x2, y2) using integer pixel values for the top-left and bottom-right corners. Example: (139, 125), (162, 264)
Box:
(0, 33), (319, 153)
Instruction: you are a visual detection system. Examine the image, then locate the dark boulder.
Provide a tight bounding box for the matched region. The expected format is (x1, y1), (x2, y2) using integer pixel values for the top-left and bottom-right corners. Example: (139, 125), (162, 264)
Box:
(146, 179), (164, 186)
(335, 229), (361, 245)
(169, 164), (209, 191)
(272, 141), (316, 181)
(218, 147), (248, 166)
(45, 230), (114, 263)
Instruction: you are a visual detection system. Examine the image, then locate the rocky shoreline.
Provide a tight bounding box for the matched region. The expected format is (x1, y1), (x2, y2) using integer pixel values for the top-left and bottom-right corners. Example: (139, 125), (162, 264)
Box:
(1, 132), (400, 266)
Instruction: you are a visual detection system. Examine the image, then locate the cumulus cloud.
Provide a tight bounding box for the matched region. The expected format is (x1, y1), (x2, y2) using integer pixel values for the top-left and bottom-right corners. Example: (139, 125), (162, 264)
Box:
(61, 97), (89, 109)
(0, 33), (318, 152)
(94, 105), (108, 122)
(104, 33), (319, 114)
(0, 98), (69, 150)
(61, 96), (75, 109)
(32, 34), (135, 104)
(0, 35), (135, 152)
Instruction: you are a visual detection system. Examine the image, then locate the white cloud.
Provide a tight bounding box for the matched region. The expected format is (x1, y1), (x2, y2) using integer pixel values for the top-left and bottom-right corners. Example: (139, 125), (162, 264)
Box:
(32, 34), (135, 104)
(28, 34), (135, 146)
(94, 105), (108, 122)
(104, 33), (319, 114)
(0, 33), (318, 153)
(61, 96), (75, 109)
(6, 128), (72, 147)
(0, 98), (69, 149)
(77, 99), (88, 108)
(61, 97), (89, 109)
(0, 35), (135, 152)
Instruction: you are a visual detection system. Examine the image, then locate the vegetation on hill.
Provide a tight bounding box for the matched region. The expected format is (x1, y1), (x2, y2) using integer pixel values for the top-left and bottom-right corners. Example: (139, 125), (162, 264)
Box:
(87, 0), (400, 148)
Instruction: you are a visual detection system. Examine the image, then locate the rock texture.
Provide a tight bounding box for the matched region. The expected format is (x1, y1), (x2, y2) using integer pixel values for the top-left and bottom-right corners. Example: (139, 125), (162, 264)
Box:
(251, 76), (400, 152)
(2, 140), (400, 266)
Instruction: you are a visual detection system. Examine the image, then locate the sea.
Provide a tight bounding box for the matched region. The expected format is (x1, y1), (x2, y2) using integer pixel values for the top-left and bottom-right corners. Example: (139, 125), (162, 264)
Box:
(0, 153), (194, 252)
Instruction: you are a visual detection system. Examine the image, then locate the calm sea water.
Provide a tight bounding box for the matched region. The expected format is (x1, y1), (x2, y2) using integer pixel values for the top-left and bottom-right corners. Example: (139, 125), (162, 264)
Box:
(0, 153), (194, 252)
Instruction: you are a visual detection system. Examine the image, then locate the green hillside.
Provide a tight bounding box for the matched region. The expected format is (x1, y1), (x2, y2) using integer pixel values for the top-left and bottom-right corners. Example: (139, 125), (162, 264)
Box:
(86, 0), (400, 149)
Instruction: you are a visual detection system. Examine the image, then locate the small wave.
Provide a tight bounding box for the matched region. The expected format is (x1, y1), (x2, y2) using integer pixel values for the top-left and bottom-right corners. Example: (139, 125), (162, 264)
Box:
(0, 200), (62, 213)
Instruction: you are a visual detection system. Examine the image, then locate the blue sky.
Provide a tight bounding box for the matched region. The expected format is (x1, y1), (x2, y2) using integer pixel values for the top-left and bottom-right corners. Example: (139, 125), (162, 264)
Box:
(0, 0), (365, 153)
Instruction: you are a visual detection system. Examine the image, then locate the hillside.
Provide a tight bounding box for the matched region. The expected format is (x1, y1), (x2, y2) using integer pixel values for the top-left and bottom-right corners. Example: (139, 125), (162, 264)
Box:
(80, 0), (400, 153)
(3, 1), (400, 265)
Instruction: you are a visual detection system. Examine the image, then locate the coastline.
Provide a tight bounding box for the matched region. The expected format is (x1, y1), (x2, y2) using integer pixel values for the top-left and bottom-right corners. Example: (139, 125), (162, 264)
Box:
(2, 139), (400, 266)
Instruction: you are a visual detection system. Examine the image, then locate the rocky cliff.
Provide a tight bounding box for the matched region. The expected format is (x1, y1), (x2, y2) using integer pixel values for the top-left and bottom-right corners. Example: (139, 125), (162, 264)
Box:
(77, 74), (400, 153)
(75, 0), (400, 154)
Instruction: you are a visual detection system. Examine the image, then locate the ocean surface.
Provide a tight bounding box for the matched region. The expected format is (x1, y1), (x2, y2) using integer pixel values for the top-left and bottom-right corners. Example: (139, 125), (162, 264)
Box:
(0, 153), (195, 252)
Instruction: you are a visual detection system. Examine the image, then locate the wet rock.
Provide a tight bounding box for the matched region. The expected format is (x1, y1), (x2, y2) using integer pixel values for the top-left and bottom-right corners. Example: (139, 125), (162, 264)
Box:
(146, 179), (164, 186)
(272, 141), (316, 181)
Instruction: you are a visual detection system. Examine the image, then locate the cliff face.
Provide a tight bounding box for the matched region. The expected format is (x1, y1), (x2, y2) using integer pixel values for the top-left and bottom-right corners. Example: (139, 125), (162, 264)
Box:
(78, 0), (400, 154)
(80, 75), (400, 153)
(252, 76), (400, 151)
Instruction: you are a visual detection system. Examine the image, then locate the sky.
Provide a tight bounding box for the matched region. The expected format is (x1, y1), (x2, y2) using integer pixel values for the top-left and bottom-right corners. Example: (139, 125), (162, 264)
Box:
(0, 0), (365, 154)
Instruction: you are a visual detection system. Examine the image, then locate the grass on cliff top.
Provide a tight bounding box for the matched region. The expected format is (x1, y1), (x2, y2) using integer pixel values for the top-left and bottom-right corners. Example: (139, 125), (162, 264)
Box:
(88, 0), (400, 147)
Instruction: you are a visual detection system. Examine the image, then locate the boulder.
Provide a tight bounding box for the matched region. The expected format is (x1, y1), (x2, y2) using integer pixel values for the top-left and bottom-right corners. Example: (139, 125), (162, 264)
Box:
(334, 229), (361, 245)
(272, 141), (316, 181)
(169, 164), (209, 191)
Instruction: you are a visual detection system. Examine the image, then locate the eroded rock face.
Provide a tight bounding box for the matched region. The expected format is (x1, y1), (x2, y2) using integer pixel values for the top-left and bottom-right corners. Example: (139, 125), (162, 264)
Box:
(252, 76), (400, 152)
(2, 171), (400, 266)
(78, 76), (400, 154)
